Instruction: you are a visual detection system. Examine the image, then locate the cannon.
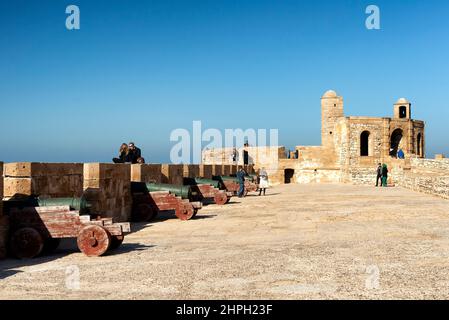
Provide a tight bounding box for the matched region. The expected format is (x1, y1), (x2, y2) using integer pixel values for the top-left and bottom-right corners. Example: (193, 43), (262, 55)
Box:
(131, 182), (202, 222)
(3, 196), (92, 214)
(183, 178), (233, 205)
(132, 182), (195, 200)
(212, 176), (258, 196)
(6, 205), (130, 258)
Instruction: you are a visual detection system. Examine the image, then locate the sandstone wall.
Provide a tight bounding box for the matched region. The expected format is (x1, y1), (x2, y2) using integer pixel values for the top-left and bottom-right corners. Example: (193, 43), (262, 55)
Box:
(199, 165), (213, 179)
(3, 163), (84, 199)
(131, 164), (162, 183)
(83, 163), (132, 222)
(183, 165), (200, 178)
(161, 164), (183, 185)
(397, 158), (449, 199)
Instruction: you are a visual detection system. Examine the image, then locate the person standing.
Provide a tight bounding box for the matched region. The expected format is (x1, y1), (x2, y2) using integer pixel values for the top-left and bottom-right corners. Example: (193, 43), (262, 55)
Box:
(231, 148), (238, 164)
(381, 164), (389, 187)
(258, 167), (269, 196)
(128, 142), (142, 164)
(113, 143), (131, 163)
(375, 163), (382, 187)
(236, 167), (247, 198)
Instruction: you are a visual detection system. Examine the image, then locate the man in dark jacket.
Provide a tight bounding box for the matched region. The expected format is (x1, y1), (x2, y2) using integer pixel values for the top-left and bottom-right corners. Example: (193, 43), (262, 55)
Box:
(236, 167), (247, 198)
(128, 142), (142, 164)
(375, 163), (382, 187)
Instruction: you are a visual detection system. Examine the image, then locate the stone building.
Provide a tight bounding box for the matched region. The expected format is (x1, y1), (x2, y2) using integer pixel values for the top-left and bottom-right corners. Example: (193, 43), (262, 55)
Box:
(202, 90), (426, 186)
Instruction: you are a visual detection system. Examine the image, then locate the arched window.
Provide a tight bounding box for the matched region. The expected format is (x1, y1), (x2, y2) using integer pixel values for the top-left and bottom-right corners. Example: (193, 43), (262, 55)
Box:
(399, 106), (407, 118)
(417, 133), (422, 156)
(360, 131), (370, 156)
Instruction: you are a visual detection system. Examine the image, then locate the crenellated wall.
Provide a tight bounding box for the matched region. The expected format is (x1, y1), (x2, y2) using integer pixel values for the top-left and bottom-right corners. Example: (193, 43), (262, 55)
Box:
(83, 163), (132, 222)
(3, 163), (84, 199)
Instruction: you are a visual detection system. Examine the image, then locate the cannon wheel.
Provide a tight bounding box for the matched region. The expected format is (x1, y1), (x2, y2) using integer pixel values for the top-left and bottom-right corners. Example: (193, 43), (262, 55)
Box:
(77, 225), (111, 257)
(214, 192), (228, 205)
(43, 238), (61, 254)
(10, 227), (44, 259)
(132, 203), (158, 222)
(109, 235), (124, 250)
(175, 204), (195, 221)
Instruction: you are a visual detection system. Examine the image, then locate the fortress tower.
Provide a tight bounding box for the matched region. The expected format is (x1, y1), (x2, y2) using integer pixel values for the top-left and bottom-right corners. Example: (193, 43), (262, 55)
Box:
(321, 90), (344, 148)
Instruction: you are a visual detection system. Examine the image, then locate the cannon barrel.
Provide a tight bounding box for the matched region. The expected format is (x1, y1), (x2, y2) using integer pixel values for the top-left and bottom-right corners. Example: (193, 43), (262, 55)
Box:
(3, 196), (91, 214)
(183, 177), (222, 189)
(131, 182), (194, 200)
(213, 175), (254, 183)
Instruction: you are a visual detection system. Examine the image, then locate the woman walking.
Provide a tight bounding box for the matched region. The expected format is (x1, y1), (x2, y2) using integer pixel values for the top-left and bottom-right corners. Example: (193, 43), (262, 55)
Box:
(258, 167), (269, 196)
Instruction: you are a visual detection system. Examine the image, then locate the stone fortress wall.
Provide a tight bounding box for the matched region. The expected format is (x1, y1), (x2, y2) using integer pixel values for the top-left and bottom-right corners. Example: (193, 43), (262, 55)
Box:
(202, 90), (449, 200)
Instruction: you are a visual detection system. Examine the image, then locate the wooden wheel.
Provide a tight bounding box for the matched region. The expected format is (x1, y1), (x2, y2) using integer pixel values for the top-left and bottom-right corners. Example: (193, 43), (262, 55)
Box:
(10, 227), (44, 259)
(43, 238), (61, 254)
(213, 192), (228, 205)
(109, 235), (124, 250)
(175, 204), (195, 221)
(132, 203), (158, 222)
(77, 225), (111, 257)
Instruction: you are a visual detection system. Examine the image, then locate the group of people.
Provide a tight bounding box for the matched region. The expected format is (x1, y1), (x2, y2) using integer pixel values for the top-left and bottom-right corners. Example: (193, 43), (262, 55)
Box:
(376, 163), (389, 187)
(236, 167), (269, 198)
(112, 142), (145, 164)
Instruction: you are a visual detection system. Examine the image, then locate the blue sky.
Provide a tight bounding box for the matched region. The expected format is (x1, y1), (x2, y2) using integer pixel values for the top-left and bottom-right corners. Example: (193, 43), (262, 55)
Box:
(0, 0), (448, 163)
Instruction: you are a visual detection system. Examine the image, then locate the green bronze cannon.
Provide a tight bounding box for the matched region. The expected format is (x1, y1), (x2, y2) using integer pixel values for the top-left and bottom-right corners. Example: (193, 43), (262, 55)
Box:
(131, 182), (195, 200)
(3, 196), (92, 214)
(183, 177), (223, 190)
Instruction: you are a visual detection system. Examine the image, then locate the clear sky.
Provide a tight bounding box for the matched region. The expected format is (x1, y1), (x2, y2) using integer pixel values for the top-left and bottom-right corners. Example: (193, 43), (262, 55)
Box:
(1, 0), (448, 163)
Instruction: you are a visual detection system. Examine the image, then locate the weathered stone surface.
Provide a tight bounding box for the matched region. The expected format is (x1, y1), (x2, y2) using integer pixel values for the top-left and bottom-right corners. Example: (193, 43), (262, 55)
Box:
(131, 164), (162, 183)
(199, 165), (213, 179)
(83, 163), (132, 222)
(183, 165), (200, 178)
(161, 164), (183, 185)
(3, 163), (84, 199)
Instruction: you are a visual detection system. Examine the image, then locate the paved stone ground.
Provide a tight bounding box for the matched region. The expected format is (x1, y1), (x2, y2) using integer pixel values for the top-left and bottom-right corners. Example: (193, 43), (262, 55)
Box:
(1, 184), (449, 299)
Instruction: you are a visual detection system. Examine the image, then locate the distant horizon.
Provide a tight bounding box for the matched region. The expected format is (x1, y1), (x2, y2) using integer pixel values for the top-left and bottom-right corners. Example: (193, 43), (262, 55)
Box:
(1, 0), (448, 163)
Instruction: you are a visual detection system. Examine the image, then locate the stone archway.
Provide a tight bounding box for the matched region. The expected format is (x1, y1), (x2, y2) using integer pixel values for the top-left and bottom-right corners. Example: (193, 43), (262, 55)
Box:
(417, 133), (422, 157)
(390, 128), (404, 157)
(360, 131), (370, 156)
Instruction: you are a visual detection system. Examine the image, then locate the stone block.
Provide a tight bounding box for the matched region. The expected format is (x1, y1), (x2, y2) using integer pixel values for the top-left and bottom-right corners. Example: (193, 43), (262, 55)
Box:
(131, 164), (162, 183)
(161, 164), (183, 185)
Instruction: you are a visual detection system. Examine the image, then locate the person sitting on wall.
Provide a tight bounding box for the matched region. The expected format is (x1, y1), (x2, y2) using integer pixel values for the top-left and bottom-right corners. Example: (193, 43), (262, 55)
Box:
(397, 149), (405, 159)
(128, 142), (142, 164)
(375, 163), (382, 187)
(381, 164), (389, 187)
(113, 143), (132, 163)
